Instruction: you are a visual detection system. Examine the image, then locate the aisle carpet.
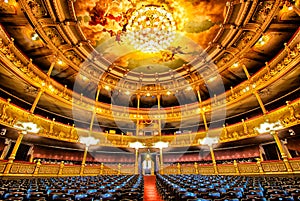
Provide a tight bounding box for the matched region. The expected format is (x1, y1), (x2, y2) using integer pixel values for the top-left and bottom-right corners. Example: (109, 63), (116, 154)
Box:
(144, 175), (163, 201)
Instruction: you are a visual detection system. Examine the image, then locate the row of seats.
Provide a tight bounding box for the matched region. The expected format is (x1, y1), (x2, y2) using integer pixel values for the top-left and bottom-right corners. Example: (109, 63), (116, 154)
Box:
(0, 175), (143, 201)
(156, 174), (300, 201)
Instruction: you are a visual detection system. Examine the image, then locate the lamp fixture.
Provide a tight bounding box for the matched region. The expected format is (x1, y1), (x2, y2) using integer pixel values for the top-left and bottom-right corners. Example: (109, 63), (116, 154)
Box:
(14, 121), (40, 134)
(199, 137), (219, 146)
(153, 141), (169, 149)
(57, 60), (63, 65)
(126, 6), (176, 53)
(232, 62), (239, 68)
(31, 33), (39, 41)
(129, 141), (145, 149)
(104, 85), (110, 90)
(255, 120), (284, 134)
(79, 136), (99, 147)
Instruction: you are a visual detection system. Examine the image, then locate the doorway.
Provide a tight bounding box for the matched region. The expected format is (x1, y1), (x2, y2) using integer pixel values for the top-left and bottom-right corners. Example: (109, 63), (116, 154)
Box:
(140, 153), (157, 175)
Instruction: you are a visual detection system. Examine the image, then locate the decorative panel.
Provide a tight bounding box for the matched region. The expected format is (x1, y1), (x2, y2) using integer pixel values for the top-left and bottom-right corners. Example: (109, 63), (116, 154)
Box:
(199, 165), (215, 175)
(180, 165), (195, 174)
(217, 165), (236, 174)
(163, 166), (178, 175)
(62, 166), (81, 175)
(10, 163), (36, 174)
(290, 160), (300, 171)
(238, 163), (260, 173)
(0, 161), (7, 173)
(83, 166), (101, 174)
(261, 161), (287, 172)
(38, 164), (60, 174)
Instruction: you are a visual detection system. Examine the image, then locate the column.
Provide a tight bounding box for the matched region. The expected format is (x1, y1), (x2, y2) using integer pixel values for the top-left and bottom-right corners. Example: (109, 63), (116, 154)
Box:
(28, 145), (34, 162)
(283, 142), (292, 159)
(209, 145), (218, 174)
(136, 94), (140, 136)
(202, 112), (208, 131)
(100, 163), (104, 175)
(242, 64), (251, 80)
(4, 132), (24, 174)
(157, 94), (162, 136)
(30, 89), (44, 114)
(197, 90), (208, 131)
(159, 148), (164, 174)
(258, 144), (264, 161)
(89, 86), (101, 132)
(242, 64), (267, 114)
(253, 91), (267, 115)
(46, 58), (57, 76)
(271, 131), (292, 172)
(0, 139), (11, 160)
(30, 58), (57, 114)
(177, 163), (181, 174)
(80, 146), (89, 175)
(256, 158), (264, 174)
(134, 148), (139, 174)
(118, 163), (121, 175)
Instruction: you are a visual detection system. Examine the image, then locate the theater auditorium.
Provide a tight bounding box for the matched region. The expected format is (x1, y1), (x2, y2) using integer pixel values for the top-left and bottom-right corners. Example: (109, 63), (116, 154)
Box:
(0, 0), (300, 200)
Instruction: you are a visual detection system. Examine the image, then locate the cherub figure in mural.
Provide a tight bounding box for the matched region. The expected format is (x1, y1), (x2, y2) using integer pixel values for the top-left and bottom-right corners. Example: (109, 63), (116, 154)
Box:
(89, 2), (109, 26)
(88, 0), (136, 36)
(115, 30), (123, 44)
(158, 46), (186, 62)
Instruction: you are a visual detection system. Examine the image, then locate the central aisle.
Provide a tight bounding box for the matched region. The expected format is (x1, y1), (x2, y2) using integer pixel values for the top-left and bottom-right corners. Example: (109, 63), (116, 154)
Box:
(144, 175), (163, 201)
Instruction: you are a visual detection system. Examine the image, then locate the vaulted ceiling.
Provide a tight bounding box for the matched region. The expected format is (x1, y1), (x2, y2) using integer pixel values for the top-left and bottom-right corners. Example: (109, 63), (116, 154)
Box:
(0, 0), (299, 137)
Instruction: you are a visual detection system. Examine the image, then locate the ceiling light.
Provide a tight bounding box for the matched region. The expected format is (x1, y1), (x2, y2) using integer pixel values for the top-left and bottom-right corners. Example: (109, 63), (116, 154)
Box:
(256, 35), (269, 46)
(104, 85), (110, 90)
(208, 76), (217, 82)
(48, 85), (54, 92)
(57, 60), (63, 65)
(186, 86), (192, 91)
(31, 33), (39, 41)
(166, 91), (171, 96)
(146, 92), (151, 97)
(232, 62), (239, 68)
(127, 6), (176, 53)
(289, 129), (295, 136)
(81, 75), (88, 81)
(125, 91), (130, 95)
(288, 6), (293, 11)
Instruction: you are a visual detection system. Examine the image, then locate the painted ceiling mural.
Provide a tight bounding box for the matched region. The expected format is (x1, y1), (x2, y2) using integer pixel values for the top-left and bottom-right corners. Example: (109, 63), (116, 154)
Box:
(74, 0), (228, 73)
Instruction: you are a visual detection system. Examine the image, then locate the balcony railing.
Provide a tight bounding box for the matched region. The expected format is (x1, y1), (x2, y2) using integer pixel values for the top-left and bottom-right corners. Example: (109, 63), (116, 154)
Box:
(1, 159), (299, 177)
(163, 159), (300, 175)
(0, 96), (299, 146)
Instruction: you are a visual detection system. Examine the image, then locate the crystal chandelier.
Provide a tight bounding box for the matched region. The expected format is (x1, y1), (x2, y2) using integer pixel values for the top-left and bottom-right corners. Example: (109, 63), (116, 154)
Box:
(126, 6), (176, 53)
